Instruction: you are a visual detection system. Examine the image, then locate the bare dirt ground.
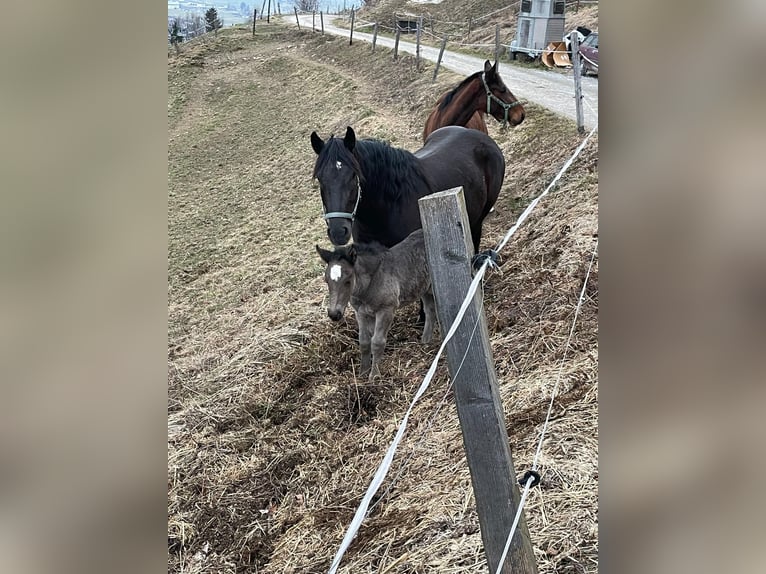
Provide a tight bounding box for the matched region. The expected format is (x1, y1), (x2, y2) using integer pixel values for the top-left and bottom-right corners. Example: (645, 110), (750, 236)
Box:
(168, 21), (598, 574)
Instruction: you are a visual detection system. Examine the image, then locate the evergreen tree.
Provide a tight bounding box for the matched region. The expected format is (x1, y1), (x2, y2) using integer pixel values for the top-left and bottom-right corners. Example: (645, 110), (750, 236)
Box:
(205, 8), (222, 32)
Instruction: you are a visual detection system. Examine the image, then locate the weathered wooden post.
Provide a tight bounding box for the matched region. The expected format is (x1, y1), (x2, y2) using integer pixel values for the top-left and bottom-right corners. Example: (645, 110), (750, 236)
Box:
(467, 16), (472, 37)
(312, 10), (316, 31)
(393, 26), (401, 60)
(371, 22), (378, 51)
(266, 0), (270, 23)
(294, 7), (300, 29)
(432, 35), (448, 81)
(571, 32), (585, 134)
(416, 15), (423, 70)
(418, 187), (538, 574)
(349, 8), (355, 45)
(320, 11), (324, 34)
(252, 9), (257, 35)
(494, 24), (500, 63)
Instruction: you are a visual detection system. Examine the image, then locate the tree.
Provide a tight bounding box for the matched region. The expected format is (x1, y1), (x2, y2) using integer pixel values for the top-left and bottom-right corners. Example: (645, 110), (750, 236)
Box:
(205, 7), (222, 32)
(189, 14), (204, 37)
(295, 0), (318, 12)
(169, 18), (183, 50)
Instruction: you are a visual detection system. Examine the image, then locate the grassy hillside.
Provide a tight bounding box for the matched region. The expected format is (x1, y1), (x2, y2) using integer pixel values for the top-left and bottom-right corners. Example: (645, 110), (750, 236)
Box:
(168, 20), (597, 574)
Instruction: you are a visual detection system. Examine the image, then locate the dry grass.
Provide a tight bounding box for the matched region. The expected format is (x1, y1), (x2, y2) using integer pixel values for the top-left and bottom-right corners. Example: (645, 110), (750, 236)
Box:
(169, 22), (597, 574)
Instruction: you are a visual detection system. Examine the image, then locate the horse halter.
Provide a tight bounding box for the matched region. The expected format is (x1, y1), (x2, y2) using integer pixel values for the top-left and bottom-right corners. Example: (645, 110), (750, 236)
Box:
(323, 177), (362, 222)
(481, 72), (522, 127)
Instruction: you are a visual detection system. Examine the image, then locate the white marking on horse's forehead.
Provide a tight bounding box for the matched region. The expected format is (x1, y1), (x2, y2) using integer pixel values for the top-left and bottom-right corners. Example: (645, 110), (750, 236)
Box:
(335, 161), (342, 170)
(329, 264), (342, 282)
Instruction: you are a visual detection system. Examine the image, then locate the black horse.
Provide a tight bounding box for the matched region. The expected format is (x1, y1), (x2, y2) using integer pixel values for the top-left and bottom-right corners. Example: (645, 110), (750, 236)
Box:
(310, 125), (506, 253)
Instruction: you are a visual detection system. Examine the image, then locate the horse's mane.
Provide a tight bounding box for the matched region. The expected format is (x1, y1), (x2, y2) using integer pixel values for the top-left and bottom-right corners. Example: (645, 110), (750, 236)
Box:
(315, 135), (433, 203)
(439, 70), (483, 111)
(351, 241), (387, 256)
(353, 138), (433, 202)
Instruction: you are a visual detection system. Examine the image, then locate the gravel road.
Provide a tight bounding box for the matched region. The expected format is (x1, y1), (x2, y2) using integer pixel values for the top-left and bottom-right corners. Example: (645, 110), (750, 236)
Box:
(296, 14), (598, 129)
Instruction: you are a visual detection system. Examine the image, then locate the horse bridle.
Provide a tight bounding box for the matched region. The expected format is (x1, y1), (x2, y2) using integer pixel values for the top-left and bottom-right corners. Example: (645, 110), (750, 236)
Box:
(481, 72), (522, 127)
(323, 176), (361, 222)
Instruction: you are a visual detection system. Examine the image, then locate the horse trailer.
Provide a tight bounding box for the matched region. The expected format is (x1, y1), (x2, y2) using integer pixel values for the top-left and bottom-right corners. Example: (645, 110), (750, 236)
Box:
(509, 0), (566, 58)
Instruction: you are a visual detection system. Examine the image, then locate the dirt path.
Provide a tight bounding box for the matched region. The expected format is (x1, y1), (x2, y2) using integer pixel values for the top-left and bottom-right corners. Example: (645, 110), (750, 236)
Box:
(296, 14), (598, 129)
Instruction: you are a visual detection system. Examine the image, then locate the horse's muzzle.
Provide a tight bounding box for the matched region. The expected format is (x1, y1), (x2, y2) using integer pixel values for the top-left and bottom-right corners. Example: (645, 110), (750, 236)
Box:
(328, 309), (343, 322)
(327, 220), (352, 246)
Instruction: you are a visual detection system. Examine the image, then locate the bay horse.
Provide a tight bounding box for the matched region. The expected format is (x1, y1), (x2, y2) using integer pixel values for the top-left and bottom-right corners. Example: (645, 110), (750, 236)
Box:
(316, 229), (436, 380)
(310, 125), (505, 254)
(422, 60), (525, 143)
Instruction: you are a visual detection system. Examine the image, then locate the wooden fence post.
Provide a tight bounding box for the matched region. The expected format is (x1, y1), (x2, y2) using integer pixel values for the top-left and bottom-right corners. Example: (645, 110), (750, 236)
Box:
(267, 0), (270, 23)
(467, 16), (472, 37)
(252, 9), (256, 35)
(416, 15), (423, 70)
(418, 187), (538, 574)
(371, 22), (378, 51)
(320, 11), (324, 34)
(393, 26), (401, 60)
(349, 9), (356, 45)
(312, 10), (316, 31)
(432, 35), (448, 81)
(494, 23), (500, 63)
(294, 7), (300, 29)
(571, 32), (585, 134)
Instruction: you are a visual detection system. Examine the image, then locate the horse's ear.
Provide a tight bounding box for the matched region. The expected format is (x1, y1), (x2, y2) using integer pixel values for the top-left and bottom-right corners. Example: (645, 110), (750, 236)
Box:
(310, 131), (324, 155)
(346, 245), (357, 265)
(484, 60), (493, 73)
(343, 126), (356, 152)
(316, 244), (332, 263)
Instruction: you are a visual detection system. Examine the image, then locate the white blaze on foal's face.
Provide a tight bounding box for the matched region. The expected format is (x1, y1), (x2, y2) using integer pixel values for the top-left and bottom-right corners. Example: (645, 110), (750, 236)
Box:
(329, 264), (342, 282)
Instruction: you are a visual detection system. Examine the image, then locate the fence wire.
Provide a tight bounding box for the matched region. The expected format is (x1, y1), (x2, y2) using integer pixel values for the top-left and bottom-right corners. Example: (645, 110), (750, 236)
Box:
(326, 124), (598, 573)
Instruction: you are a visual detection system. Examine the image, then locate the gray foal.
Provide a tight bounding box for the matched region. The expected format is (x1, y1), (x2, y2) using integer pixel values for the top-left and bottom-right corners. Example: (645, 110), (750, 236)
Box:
(316, 229), (437, 380)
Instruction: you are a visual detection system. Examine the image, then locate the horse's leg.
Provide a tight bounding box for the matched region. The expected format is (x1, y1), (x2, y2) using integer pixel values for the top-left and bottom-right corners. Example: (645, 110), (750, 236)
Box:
(420, 291), (437, 344)
(417, 301), (426, 326)
(357, 312), (374, 376)
(471, 220), (483, 254)
(370, 308), (395, 381)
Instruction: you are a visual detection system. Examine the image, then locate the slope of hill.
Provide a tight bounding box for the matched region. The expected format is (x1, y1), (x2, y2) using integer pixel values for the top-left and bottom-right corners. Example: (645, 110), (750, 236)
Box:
(168, 21), (597, 574)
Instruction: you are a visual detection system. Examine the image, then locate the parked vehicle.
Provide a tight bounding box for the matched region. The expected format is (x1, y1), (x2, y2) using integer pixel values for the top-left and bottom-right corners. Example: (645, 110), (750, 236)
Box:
(578, 32), (599, 76)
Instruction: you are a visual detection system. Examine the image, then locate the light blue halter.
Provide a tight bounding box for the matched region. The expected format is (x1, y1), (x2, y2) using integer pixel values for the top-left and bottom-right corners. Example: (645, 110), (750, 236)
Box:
(323, 176), (361, 222)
